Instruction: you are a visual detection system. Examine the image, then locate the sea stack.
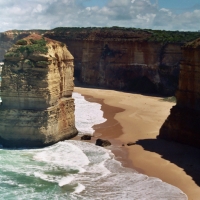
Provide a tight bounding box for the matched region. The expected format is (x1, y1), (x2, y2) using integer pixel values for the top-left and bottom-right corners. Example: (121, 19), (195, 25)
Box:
(0, 34), (77, 147)
(159, 38), (200, 148)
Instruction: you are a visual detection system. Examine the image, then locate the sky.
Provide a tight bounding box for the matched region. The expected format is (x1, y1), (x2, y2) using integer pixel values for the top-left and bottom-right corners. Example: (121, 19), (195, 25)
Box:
(0, 0), (200, 32)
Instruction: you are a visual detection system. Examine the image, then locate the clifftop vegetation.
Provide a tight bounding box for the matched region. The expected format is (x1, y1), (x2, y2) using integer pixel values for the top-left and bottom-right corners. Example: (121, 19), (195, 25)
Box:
(50, 27), (200, 44)
(2, 27), (200, 44)
(15, 38), (48, 54)
(4, 37), (48, 59)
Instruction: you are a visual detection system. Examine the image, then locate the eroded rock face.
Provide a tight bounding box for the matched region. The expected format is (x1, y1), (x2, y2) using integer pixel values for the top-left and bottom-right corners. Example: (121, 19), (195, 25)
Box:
(0, 34), (77, 147)
(159, 38), (200, 148)
(44, 29), (182, 95)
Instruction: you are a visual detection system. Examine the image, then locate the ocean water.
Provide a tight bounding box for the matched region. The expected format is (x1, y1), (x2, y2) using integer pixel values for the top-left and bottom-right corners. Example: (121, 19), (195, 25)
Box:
(0, 93), (187, 200)
(73, 92), (106, 135)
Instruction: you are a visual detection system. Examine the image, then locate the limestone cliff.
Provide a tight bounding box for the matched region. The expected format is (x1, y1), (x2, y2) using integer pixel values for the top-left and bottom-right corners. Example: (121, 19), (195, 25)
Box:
(44, 28), (198, 95)
(0, 34), (77, 147)
(1, 28), (200, 95)
(159, 38), (200, 148)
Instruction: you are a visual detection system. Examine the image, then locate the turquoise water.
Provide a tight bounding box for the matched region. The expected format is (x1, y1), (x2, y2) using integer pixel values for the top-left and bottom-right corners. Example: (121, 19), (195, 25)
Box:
(0, 141), (187, 200)
(0, 141), (107, 200)
(0, 93), (187, 200)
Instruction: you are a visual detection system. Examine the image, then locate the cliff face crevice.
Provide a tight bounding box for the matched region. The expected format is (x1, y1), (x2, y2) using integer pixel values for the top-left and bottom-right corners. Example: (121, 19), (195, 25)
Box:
(159, 38), (200, 148)
(0, 34), (77, 147)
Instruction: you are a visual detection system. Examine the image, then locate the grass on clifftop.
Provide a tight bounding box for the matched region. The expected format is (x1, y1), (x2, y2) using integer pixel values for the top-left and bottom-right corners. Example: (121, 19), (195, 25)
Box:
(147, 30), (200, 43)
(16, 38), (48, 54)
(51, 27), (200, 43)
(5, 38), (48, 59)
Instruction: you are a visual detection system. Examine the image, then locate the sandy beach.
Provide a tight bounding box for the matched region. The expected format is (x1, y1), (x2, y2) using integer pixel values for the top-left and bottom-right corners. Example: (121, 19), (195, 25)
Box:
(74, 86), (200, 200)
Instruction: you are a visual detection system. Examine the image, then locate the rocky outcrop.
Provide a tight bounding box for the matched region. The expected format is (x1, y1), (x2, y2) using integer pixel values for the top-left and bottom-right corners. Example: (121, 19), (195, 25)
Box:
(159, 38), (200, 148)
(0, 34), (77, 147)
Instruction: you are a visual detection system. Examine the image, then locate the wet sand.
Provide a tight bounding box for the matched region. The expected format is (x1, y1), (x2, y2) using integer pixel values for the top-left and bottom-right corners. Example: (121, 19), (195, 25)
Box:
(74, 86), (200, 200)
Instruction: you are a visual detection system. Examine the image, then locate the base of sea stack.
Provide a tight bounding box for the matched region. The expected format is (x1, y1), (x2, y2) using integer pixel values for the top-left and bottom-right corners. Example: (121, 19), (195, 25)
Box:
(0, 97), (78, 148)
(0, 129), (78, 148)
(159, 106), (200, 149)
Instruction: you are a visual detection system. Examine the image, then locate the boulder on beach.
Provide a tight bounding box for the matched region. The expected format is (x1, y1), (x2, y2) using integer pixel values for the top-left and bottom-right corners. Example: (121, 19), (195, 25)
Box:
(96, 139), (111, 147)
(81, 135), (92, 140)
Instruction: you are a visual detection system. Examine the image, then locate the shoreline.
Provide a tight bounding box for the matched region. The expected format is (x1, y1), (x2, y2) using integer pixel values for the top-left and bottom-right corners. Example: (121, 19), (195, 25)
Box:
(72, 91), (143, 173)
(74, 86), (200, 200)
(83, 94), (144, 173)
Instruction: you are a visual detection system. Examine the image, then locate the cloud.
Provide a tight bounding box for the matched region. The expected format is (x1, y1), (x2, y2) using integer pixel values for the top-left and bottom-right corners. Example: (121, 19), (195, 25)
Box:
(0, 0), (199, 32)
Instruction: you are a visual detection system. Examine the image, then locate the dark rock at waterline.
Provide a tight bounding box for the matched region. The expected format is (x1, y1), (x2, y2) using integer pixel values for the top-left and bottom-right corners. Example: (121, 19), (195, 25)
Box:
(127, 142), (136, 146)
(81, 135), (92, 140)
(96, 139), (111, 147)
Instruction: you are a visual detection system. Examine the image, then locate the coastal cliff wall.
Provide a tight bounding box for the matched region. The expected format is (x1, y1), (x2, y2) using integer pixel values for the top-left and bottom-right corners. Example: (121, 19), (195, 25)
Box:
(0, 34), (77, 147)
(44, 28), (184, 95)
(1, 28), (200, 95)
(159, 38), (200, 148)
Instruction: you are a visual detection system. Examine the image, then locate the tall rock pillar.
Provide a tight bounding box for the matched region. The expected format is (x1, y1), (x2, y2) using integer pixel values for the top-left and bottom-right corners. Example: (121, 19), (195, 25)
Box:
(0, 34), (77, 147)
(159, 38), (200, 148)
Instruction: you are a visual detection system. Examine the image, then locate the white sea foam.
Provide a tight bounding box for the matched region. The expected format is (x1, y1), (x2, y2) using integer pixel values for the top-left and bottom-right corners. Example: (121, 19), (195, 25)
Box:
(68, 141), (187, 200)
(72, 92), (106, 135)
(33, 141), (90, 170)
(0, 92), (188, 200)
(0, 139), (188, 200)
(59, 176), (74, 187)
(73, 183), (85, 194)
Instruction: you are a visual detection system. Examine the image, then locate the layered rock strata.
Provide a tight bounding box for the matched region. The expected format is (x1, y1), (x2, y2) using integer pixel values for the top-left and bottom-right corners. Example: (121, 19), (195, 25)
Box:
(44, 29), (182, 95)
(0, 34), (77, 147)
(159, 38), (200, 148)
(1, 28), (200, 95)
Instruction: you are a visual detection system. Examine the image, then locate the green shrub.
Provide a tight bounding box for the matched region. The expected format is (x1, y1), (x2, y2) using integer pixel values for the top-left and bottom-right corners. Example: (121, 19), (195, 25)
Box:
(24, 59), (34, 67)
(36, 61), (51, 66)
(16, 38), (48, 54)
(4, 52), (20, 58)
(29, 39), (38, 44)
(148, 30), (200, 43)
(16, 39), (27, 45)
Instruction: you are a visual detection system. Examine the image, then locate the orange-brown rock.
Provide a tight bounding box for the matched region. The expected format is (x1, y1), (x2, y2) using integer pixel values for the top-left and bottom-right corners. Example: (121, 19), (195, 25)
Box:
(44, 28), (183, 95)
(0, 34), (77, 147)
(159, 38), (200, 148)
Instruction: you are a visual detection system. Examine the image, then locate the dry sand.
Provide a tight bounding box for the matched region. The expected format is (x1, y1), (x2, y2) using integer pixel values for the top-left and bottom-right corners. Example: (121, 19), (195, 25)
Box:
(74, 86), (200, 200)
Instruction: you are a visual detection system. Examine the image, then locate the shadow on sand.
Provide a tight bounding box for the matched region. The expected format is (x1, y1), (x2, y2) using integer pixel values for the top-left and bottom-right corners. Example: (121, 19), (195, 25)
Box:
(134, 138), (200, 186)
(74, 79), (169, 99)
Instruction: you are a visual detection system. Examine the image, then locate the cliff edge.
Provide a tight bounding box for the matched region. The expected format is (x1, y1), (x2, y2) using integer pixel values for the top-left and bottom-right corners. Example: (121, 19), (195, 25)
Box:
(159, 38), (200, 148)
(0, 34), (77, 147)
